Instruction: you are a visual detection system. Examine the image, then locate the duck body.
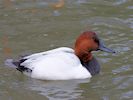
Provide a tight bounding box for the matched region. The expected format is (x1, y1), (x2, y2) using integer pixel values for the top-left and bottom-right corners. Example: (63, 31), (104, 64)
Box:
(6, 47), (91, 80)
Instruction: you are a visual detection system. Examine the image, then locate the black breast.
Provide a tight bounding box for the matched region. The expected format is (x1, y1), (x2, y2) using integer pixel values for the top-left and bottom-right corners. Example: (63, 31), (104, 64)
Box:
(81, 57), (100, 76)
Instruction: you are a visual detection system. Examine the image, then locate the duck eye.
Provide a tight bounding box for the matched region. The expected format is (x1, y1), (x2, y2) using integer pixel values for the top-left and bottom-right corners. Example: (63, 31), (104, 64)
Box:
(93, 36), (99, 45)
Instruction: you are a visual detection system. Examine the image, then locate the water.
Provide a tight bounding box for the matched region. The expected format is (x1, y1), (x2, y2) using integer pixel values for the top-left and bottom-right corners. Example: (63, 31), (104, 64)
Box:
(0, 0), (133, 100)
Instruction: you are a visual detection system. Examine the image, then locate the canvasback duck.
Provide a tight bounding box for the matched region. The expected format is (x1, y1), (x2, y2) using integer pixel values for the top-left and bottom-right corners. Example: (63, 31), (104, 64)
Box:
(5, 31), (115, 80)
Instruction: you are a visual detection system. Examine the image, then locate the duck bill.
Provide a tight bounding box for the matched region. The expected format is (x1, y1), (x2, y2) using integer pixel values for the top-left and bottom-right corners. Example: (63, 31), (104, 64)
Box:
(98, 40), (115, 53)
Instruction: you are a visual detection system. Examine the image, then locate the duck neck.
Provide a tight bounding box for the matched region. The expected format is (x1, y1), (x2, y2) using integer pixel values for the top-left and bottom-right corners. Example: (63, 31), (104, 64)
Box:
(74, 48), (93, 63)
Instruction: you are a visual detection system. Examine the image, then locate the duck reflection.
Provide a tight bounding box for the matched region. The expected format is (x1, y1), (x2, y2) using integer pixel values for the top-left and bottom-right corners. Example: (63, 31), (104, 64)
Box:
(27, 79), (90, 100)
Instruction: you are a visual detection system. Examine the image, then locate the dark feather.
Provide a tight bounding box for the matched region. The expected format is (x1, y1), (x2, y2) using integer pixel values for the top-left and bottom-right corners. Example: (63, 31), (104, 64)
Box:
(81, 57), (100, 76)
(13, 59), (32, 73)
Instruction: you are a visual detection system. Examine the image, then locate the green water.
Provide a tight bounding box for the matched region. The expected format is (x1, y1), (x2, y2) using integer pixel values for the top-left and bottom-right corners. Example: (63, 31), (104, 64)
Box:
(0, 0), (133, 100)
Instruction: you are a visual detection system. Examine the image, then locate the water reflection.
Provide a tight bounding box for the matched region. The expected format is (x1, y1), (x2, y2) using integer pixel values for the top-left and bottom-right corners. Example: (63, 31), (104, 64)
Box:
(27, 79), (90, 100)
(4, 0), (13, 8)
(2, 35), (12, 57)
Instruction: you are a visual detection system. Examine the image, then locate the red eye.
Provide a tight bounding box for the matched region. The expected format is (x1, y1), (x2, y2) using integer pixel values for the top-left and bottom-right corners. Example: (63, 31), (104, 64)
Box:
(93, 36), (99, 45)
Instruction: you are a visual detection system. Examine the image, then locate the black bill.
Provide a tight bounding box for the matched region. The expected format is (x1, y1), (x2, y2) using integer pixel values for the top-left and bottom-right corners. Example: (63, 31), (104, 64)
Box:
(98, 40), (116, 53)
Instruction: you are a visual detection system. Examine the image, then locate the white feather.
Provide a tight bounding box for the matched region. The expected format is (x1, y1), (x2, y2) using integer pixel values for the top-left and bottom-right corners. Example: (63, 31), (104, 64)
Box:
(21, 47), (91, 80)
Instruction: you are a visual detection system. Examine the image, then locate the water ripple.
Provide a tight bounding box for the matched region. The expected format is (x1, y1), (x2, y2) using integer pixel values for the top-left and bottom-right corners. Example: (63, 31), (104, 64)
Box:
(27, 79), (90, 100)
(113, 0), (127, 6)
(120, 91), (133, 100)
(0, 0), (133, 100)
(112, 65), (131, 74)
(82, 17), (129, 29)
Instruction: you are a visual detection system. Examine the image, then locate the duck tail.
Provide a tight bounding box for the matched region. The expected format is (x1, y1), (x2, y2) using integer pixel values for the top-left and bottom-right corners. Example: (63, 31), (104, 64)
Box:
(5, 58), (31, 73)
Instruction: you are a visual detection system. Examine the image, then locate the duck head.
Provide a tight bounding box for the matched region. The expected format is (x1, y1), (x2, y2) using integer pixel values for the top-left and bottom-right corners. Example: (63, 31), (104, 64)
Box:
(74, 31), (115, 62)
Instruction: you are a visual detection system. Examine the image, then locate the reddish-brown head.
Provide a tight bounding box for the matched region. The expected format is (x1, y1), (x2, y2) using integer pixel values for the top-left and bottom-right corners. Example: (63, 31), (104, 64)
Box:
(74, 31), (99, 62)
(74, 31), (115, 63)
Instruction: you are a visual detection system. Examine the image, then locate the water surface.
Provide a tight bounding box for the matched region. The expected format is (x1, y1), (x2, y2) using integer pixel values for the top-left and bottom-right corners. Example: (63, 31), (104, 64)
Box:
(0, 0), (133, 100)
